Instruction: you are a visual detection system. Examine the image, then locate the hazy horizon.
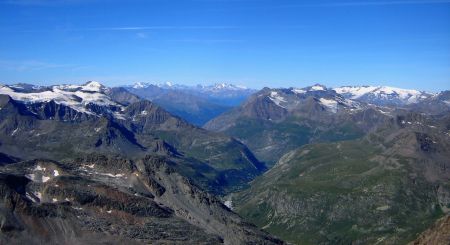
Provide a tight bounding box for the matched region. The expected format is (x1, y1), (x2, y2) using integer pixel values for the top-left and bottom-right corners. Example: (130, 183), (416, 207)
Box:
(0, 79), (447, 93)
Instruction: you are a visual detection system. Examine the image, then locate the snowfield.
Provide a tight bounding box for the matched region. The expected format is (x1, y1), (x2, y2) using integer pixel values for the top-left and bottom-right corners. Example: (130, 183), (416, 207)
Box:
(268, 91), (287, 108)
(334, 85), (434, 105)
(0, 81), (122, 115)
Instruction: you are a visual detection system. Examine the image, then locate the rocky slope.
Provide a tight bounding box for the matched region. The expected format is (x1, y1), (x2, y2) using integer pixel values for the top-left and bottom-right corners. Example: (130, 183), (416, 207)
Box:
(0, 82), (264, 194)
(205, 85), (393, 166)
(125, 82), (256, 126)
(407, 90), (450, 115)
(232, 111), (450, 244)
(409, 215), (450, 245)
(0, 155), (283, 244)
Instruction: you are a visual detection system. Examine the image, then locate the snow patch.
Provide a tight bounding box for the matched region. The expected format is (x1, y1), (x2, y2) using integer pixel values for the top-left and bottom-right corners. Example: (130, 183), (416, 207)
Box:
(377, 109), (392, 115)
(26, 173), (51, 183)
(53, 170), (60, 177)
(319, 98), (338, 113)
(268, 91), (287, 108)
(334, 85), (433, 104)
(34, 192), (42, 200)
(224, 200), (233, 210)
(0, 82), (122, 115)
(132, 82), (146, 89)
(376, 205), (389, 211)
(334, 86), (378, 99)
(25, 173), (36, 181)
(26, 192), (39, 203)
(292, 88), (306, 94)
(113, 112), (126, 120)
(11, 128), (18, 136)
(101, 173), (124, 178)
(310, 85), (325, 91)
(81, 81), (103, 92)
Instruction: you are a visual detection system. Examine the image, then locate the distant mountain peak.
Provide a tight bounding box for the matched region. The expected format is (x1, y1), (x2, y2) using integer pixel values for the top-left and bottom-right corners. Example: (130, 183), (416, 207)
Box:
(129, 82), (250, 92)
(205, 82), (249, 91)
(309, 84), (327, 91)
(131, 82), (147, 89)
(81, 81), (105, 92)
(291, 84), (328, 94)
(250, 86), (362, 117)
(334, 85), (434, 105)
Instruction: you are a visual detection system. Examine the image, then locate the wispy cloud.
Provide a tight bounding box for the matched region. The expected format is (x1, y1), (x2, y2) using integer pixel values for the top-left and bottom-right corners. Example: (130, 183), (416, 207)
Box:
(169, 39), (244, 43)
(3, 25), (240, 33)
(2, 25), (307, 34)
(84, 26), (238, 31)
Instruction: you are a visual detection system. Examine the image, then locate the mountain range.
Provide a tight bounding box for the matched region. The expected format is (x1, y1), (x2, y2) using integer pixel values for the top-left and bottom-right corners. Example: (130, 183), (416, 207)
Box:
(203, 83), (450, 244)
(124, 82), (256, 126)
(0, 81), (449, 244)
(233, 111), (450, 244)
(334, 85), (434, 106)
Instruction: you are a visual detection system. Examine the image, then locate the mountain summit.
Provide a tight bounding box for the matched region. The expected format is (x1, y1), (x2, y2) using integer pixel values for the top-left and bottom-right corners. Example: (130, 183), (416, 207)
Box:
(334, 85), (434, 106)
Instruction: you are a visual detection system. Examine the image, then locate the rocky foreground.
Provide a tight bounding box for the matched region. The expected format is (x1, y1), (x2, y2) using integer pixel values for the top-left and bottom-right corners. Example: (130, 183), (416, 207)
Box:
(0, 155), (283, 244)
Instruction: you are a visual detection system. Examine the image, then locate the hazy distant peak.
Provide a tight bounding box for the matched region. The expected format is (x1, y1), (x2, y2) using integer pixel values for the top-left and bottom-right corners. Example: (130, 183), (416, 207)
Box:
(131, 82), (147, 89)
(203, 83), (250, 92)
(129, 82), (253, 93)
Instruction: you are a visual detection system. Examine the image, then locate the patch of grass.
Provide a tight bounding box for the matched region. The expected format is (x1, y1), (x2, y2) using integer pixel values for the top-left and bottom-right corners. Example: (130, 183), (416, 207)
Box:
(234, 139), (447, 244)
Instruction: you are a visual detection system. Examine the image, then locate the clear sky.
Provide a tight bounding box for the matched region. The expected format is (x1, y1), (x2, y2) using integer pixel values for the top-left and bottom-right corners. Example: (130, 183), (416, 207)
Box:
(0, 0), (449, 91)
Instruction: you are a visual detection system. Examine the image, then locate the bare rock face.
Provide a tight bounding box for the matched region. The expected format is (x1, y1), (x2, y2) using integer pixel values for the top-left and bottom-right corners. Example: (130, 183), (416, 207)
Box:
(409, 215), (450, 245)
(0, 155), (284, 244)
(0, 88), (264, 195)
(204, 86), (392, 166)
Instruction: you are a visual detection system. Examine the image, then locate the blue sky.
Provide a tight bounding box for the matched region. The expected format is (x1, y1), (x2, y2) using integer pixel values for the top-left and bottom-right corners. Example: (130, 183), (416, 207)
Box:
(0, 0), (449, 91)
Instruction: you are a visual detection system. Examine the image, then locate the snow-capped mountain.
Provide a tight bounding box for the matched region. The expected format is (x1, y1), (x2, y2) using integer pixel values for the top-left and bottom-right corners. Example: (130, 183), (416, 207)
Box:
(195, 83), (250, 93)
(0, 81), (123, 116)
(132, 81), (189, 90)
(263, 84), (363, 114)
(334, 85), (435, 106)
(204, 84), (394, 166)
(129, 82), (254, 96)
